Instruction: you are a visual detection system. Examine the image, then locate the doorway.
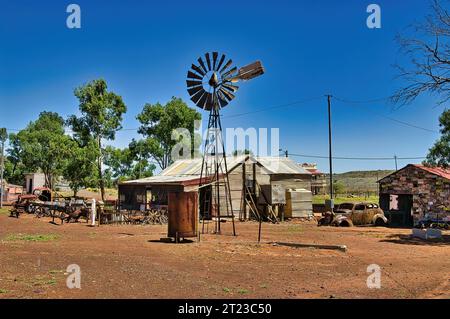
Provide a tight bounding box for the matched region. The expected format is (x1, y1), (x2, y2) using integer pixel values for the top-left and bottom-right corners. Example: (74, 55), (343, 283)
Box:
(380, 193), (413, 227)
(199, 185), (212, 220)
(28, 178), (33, 194)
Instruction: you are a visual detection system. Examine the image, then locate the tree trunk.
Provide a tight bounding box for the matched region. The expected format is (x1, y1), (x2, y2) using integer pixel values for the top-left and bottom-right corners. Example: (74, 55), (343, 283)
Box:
(44, 172), (53, 190)
(97, 136), (105, 202)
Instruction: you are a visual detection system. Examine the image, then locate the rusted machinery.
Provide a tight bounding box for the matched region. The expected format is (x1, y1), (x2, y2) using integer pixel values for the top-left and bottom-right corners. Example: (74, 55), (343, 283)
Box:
(167, 192), (198, 243)
(9, 194), (37, 218)
(9, 187), (53, 218)
(9, 192), (91, 224)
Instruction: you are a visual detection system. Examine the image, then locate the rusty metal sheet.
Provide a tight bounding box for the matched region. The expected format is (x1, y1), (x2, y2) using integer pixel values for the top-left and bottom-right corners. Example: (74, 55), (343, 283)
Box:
(168, 192), (198, 238)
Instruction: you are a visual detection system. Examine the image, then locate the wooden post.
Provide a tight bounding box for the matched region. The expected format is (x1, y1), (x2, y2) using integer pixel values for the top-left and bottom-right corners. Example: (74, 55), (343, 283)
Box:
(90, 199), (96, 227)
(252, 163), (256, 197)
(242, 162), (246, 220)
(258, 215), (262, 243)
(98, 202), (101, 227)
(0, 137), (4, 209)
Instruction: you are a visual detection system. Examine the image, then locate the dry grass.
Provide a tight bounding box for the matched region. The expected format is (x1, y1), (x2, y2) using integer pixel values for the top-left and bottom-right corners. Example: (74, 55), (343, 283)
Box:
(313, 195), (379, 205)
(4, 233), (59, 242)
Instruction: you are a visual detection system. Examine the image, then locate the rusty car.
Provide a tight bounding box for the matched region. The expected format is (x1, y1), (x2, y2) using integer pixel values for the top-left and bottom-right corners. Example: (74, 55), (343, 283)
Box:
(318, 202), (388, 227)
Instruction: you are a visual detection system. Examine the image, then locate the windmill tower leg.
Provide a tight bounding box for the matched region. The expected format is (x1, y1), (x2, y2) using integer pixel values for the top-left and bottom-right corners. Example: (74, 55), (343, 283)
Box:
(216, 110), (236, 236)
(198, 99), (236, 236)
(199, 109), (214, 234)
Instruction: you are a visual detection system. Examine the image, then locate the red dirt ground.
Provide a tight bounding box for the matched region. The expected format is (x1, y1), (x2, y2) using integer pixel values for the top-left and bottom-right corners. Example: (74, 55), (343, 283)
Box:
(0, 213), (449, 299)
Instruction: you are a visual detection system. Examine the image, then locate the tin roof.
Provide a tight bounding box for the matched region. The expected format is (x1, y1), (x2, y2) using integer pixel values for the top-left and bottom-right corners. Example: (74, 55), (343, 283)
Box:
(121, 155), (310, 186)
(412, 164), (450, 180)
(122, 155), (248, 185)
(257, 157), (311, 175)
(378, 164), (450, 182)
(305, 168), (323, 175)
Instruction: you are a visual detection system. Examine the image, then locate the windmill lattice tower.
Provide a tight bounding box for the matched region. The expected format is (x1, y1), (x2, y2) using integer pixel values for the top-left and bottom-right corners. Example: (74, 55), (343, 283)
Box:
(186, 52), (264, 234)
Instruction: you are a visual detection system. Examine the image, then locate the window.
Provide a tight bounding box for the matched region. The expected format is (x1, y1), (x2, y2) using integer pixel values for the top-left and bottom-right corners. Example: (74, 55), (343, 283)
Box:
(339, 203), (354, 210)
(355, 204), (366, 211)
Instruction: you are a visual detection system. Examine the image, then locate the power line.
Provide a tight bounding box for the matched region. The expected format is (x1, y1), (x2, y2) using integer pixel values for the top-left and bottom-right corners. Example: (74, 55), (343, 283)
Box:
(221, 95), (436, 136)
(332, 96), (391, 104)
(2, 97), (323, 132)
(3, 95), (439, 134)
(289, 153), (426, 161)
(333, 96), (439, 133)
(222, 96), (323, 119)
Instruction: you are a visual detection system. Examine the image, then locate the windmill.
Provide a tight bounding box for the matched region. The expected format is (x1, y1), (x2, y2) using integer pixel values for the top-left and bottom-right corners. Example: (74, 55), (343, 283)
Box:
(186, 52), (264, 235)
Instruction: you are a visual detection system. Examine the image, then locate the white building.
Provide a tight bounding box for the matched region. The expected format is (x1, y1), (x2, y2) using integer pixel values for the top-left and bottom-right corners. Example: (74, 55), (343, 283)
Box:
(24, 173), (46, 193)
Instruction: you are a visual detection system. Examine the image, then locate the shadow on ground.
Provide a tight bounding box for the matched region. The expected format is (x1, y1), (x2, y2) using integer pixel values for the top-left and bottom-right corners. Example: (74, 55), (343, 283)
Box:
(148, 239), (195, 244)
(380, 233), (450, 246)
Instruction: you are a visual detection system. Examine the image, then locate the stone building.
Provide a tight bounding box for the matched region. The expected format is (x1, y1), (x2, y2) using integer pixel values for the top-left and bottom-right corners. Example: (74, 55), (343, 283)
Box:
(378, 164), (450, 226)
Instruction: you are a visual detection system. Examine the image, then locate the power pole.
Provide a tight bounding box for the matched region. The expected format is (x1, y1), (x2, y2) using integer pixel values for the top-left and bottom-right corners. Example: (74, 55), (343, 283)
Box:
(278, 149), (288, 158)
(394, 155), (398, 171)
(0, 128), (7, 209)
(327, 95), (333, 199)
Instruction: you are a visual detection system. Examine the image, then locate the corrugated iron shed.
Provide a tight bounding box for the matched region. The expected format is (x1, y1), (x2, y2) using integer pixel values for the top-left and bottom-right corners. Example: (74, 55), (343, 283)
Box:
(121, 155), (310, 186)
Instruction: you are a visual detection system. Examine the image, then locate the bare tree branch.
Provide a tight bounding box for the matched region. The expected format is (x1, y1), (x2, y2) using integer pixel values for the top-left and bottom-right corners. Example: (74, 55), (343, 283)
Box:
(393, 0), (450, 106)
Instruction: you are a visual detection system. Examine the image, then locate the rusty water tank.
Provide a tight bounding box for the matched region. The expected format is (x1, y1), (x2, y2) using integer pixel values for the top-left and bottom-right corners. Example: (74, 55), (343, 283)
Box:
(168, 192), (198, 242)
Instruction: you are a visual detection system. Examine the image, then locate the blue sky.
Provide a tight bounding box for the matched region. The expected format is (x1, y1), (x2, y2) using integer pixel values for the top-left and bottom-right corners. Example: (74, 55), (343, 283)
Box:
(0, 0), (445, 173)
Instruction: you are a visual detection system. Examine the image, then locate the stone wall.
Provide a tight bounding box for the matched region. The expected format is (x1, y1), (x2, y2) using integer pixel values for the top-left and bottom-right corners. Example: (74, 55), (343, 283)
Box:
(379, 165), (450, 221)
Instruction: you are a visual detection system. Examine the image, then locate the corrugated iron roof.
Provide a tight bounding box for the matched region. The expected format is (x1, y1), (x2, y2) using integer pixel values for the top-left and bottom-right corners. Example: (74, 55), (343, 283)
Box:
(257, 157), (311, 175)
(123, 175), (200, 185)
(413, 164), (450, 180)
(303, 168), (323, 175)
(122, 155), (310, 185)
(122, 155), (248, 185)
(161, 155), (248, 176)
(378, 164), (450, 182)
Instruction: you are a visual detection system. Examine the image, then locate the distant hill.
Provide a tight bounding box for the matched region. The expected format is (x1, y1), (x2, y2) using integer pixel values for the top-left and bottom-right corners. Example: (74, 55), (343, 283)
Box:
(326, 170), (394, 193)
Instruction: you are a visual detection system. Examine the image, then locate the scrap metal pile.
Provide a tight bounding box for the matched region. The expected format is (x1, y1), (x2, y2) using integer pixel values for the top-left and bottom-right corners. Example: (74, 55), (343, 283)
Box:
(101, 203), (168, 225)
(9, 189), (168, 226)
(9, 191), (90, 224)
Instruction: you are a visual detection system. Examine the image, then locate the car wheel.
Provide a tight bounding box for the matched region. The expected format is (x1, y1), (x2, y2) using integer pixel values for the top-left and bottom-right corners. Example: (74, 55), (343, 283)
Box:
(317, 218), (326, 226)
(339, 220), (353, 227)
(375, 218), (386, 227)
